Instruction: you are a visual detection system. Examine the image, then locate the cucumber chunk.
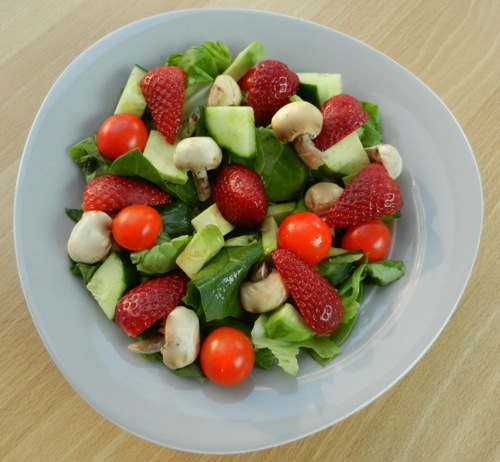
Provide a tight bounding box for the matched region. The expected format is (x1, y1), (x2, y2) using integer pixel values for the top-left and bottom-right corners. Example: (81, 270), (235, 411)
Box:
(142, 130), (188, 184)
(297, 72), (343, 108)
(264, 303), (315, 342)
(86, 252), (137, 321)
(114, 64), (148, 117)
(261, 216), (278, 258)
(204, 106), (256, 158)
(191, 203), (235, 236)
(321, 131), (370, 178)
(175, 224), (225, 279)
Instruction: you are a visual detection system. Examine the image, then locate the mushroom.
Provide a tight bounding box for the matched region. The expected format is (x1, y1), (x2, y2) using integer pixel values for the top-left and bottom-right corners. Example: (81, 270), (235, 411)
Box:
(240, 262), (289, 313)
(173, 136), (223, 201)
(271, 101), (325, 169)
(67, 211), (113, 264)
(364, 144), (402, 179)
(161, 306), (200, 370)
(305, 182), (344, 216)
(207, 75), (243, 107)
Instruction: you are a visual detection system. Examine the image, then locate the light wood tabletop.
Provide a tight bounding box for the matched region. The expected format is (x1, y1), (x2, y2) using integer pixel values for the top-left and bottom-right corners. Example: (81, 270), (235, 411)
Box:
(1, 1), (498, 461)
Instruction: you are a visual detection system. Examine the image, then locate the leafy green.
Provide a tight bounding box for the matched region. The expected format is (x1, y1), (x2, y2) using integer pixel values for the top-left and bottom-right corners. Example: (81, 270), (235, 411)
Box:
(70, 261), (100, 284)
(359, 101), (382, 147)
(68, 136), (111, 182)
(65, 208), (83, 223)
(256, 131), (309, 202)
(364, 260), (405, 285)
(156, 201), (197, 237)
(130, 235), (191, 275)
(251, 315), (342, 375)
(183, 240), (263, 322)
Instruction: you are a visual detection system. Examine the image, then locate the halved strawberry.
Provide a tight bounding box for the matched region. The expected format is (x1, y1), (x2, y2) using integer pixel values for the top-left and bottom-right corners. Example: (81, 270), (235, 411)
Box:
(271, 249), (344, 336)
(242, 60), (299, 126)
(213, 163), (268, 229)
(82, 175), (171, 212)
(314, 94), (370, 151)
(115, 272), (189, 338)
(140, 66), (186, 144)
(325, 163), (403, 228)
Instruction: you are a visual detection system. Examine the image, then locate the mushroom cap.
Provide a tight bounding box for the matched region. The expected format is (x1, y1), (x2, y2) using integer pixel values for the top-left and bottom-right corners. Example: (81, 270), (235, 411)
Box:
(173, 136), (223, 171)
(271, 101), (323, 142)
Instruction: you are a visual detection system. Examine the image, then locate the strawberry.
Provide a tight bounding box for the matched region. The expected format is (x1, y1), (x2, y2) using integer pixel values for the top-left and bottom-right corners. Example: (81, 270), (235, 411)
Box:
(82, 174), (171, 212)
(213, 163), (268, 229)
(115, 272), (189, 338)
(325, 163), (403, 228)
(242, 60), (299, 126)
(140, 66), (186, 144)
(272, 249), (344, 336)
(313, 94), (370, 151)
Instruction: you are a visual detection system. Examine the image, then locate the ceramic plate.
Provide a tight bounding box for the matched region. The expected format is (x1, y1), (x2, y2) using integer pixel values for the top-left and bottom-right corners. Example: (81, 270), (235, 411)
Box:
(14, 9), (483, 454)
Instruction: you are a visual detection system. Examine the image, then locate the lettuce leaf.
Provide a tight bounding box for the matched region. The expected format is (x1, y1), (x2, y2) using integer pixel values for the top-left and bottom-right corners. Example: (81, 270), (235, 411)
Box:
(130, 235), (191, 275)
(183, 239), (263, 322)
(359, 101), (383, 147)
(251, 315), (342, 375)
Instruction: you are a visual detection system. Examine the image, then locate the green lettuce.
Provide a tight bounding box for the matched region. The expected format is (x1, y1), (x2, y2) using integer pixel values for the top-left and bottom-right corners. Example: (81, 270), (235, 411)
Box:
(183, 239), (263, 322)
(251, 315), (342, 375)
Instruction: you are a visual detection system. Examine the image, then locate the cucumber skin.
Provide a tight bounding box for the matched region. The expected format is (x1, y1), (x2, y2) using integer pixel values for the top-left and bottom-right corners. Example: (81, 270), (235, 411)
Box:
(204, 106), (256, 158)
(86, 252), (137, 321)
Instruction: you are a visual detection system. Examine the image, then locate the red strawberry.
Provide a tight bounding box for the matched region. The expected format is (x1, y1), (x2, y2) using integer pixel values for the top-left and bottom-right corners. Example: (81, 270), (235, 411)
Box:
(242, 60), (299, 126)
(313, 94), (370, 151)
(115, 272), (189, 337)
(213, 163), (268, 229)
(140, 66), (186, 144)
(272, 249), (343, 336)
(82, 174), (171, 212)
(325, 163), (403, 228)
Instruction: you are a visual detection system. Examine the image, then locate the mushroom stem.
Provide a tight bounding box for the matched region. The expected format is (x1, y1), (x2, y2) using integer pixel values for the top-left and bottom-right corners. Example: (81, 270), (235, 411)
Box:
(192, 170), (211, 202)
(293, 135), (326, 169)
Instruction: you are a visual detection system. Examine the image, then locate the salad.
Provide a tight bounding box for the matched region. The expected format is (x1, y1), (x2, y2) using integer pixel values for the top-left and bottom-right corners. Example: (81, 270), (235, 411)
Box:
(66, 40), (405, 386)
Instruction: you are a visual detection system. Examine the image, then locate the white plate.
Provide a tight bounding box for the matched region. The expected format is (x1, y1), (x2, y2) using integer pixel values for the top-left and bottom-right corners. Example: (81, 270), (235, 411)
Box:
(14, 9), (483, 454)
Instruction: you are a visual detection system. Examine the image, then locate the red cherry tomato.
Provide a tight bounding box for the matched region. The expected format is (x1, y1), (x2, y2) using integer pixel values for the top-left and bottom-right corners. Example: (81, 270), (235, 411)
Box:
(341, 219), (392, 262)
(200, 327), (255, 387)
(238, 68), (256, 91)
(111, 205), (163, 252)
(97, 113), (149, 160)
(277, 211), (332, 265)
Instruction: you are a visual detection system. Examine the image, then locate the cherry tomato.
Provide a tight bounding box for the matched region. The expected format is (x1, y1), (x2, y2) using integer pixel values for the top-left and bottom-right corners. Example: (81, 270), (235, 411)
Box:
(341, 219), (392, 262)
(200, 327), (255, 387)
(277, 211), (332, 265)
(111, 205), (163, 252)
(97, 113), (149, 160)
(238, 68), (256, 91)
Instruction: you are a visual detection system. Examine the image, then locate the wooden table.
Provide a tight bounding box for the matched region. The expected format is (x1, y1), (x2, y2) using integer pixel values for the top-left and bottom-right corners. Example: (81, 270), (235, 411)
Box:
(1, 1), (498, 461)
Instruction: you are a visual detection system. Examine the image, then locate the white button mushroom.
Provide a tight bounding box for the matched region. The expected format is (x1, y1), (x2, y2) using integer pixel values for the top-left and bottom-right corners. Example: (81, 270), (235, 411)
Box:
(67, 211), (113, 264)
(240, 268), (290, 314)
(271, 101), (326, 169)
(207, 75), (243, 107)
(305, 181), (344, 216)
(173, 136), (223, 201)
(364, 144), (403, 179)
(161, 306), (200, 370)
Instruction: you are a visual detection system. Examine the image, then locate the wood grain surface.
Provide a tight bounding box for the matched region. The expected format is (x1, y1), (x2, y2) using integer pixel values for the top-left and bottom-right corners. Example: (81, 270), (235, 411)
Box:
(1, 1), (498, 461)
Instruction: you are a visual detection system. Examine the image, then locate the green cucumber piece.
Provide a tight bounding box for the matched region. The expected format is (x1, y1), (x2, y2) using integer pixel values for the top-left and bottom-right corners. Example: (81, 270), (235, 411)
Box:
(204, 106), (256, 158)
(264, 303), (315, 342)
(191, 203), (235, 236)
(321, 131), (370, 178)
(86, 252), (137, 321)
(175, 224), (225, 279)
(142, 130), (188, 184)
(114, 64), (148, 117)
(297, 72), (343, 107)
